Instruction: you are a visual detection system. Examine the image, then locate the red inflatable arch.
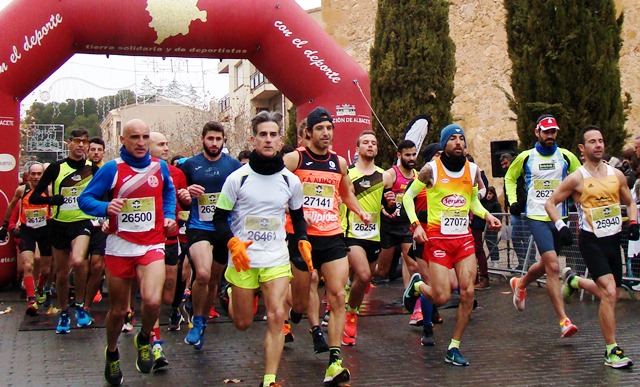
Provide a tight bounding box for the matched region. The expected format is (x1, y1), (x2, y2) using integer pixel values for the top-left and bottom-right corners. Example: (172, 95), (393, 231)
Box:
(0, 0), (371, 286)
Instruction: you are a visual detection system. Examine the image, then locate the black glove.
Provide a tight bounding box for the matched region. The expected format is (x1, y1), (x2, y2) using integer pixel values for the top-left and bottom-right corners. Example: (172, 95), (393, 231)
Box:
(0, 227), (7, 241)
(50, 194), (65, 206)
(509, 202), (522, 216)
(557, 226), (573, 246)
(628, 221), (640, 241)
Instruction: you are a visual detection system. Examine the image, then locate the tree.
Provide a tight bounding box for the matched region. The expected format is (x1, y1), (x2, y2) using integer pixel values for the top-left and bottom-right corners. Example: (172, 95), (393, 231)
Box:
(369, 0), (456, 168)
(285, 105), (297, 147)
(505, 1), (627, 155)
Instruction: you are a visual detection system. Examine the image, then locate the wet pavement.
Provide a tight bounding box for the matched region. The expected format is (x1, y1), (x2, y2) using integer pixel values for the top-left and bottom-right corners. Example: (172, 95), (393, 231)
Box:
(0, 274), (639, 386)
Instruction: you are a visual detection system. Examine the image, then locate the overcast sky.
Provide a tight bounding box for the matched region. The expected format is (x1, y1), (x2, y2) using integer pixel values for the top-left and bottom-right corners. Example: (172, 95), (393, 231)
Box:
(0, 0), (321, 110)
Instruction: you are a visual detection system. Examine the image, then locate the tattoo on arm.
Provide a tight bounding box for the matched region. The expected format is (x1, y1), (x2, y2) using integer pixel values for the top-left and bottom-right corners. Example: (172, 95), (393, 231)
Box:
(417, 164), (433, 186)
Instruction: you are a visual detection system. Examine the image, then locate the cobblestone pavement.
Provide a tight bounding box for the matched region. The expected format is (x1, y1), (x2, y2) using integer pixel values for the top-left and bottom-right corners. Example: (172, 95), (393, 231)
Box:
(0, 275), (638, 386)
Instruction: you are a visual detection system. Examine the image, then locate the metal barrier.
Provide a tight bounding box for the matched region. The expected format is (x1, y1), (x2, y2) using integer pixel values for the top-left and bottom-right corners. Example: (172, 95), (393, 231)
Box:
(481, 212), (639, 300)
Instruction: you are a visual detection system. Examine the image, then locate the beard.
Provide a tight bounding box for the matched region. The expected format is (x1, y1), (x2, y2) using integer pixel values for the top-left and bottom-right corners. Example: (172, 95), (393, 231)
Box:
(400, 158), (415, 170)
(203, 144), (222, 158)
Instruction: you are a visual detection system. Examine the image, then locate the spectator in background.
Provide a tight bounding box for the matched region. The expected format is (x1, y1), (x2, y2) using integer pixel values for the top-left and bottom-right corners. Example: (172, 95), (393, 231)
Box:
(616, 148), (637, 189)
(237, 150), (251, 165)
(500, 152), (529, 271)
(482, 187), (502, 269)
(170, 155), (185, 167)
(281, 145), (295, 155)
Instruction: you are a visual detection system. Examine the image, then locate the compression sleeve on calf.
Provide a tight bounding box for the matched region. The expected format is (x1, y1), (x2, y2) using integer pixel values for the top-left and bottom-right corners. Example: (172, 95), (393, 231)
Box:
(403, 178), (426, 224)
(212, 208), (234, 244)
(470, 185), (488, 219)
(289, 207), (308, 243)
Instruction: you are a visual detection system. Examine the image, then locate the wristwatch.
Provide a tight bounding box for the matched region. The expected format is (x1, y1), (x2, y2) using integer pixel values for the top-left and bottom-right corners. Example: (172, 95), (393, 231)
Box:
(410, 221), (420, 231)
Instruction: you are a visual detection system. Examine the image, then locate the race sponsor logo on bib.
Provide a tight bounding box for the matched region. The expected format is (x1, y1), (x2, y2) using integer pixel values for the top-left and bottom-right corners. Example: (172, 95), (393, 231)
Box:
(591, 204), (622, 238)
(440, 209), (469, 235)
(118, 197), (155, 232)
(198, 193), (219, 221)
(244, 216), (280, 243)
(349, 212), (379, 239)
(60, 186), (84, 210)
(533, 179), (559, 199)
(302, 183), (334, 210)
(25, 209), (46, 229)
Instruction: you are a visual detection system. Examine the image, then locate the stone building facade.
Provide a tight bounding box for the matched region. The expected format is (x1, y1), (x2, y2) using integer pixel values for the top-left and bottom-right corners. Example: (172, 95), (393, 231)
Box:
(320, 0), (640, 193)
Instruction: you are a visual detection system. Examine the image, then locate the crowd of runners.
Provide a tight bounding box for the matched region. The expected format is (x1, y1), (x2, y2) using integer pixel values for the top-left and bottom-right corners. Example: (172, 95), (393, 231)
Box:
(0, 109), (635, 386)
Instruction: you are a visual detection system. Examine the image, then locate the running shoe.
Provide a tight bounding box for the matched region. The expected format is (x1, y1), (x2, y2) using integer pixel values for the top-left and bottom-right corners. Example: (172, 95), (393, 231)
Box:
(152, 341), (169, 370)
(284, 322), (295, 343)
(343, 311), (358, 338)
(605, 346), (633, 369)
(561, 267), (577, 303)
(181, 298), (194, 327)
(341, 332), (356, 346)
(25, 302), (38, 316)
(185, 315), (206, 350)
(323, 359), (350, 384)
(321, 309), (330, 327)
(310, 328), (329, 354)
(122, 310), (134, 333)
(421, 325), (435, 347)
(403, 273), (422, 312)
(409, 309), (423, 326)
(510, 277), (526, 312)
(208, 305), (220, 320)
(445, 347), (470, 366)
(93, 289), (103, 304)
(134, 333), (153, 373)
(168, 308), (184, 331)
(104, 348), (123, 386)
(75, 305), (92, 327)
(35, 288), (46, 305)
(56, 312), (71, 334)
(289, 308), (303, 324)
(560, 318), (578, 338)
(43, 289), (52, 308)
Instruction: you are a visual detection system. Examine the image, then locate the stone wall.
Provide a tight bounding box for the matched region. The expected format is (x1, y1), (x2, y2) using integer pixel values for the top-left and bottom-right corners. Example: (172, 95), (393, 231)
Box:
(321, 0), (640, 197)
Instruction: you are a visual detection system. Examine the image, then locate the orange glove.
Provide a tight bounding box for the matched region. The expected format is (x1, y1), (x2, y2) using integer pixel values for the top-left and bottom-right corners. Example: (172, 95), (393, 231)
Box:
(298, 239), (313, 271)
(227, 237), (253, 272)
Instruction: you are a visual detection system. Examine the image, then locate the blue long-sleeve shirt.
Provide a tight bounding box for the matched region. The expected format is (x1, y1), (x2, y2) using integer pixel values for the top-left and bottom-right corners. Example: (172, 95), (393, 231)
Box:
(79, 159), (176, 221)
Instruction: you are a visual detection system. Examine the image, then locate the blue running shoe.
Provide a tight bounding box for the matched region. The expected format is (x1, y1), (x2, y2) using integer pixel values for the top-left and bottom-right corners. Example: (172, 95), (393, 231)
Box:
(75, 305), (92, 327)
(56, 312), (71, 334)
(403, 273), (423, 312)
(43, 289), (52, 308)
(185, 315), (205, 349)
(445, 347), (470, 366)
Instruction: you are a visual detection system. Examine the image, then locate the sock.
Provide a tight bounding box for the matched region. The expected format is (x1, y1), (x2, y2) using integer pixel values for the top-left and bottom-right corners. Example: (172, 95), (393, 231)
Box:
(153, 327), (161, 342)
(414, 280), (424, 293)
(456, 286), (461, 295)
(448, 338), (461, 350)
(569, 276), (580, 289)
(606, 343), (618, 354)
(346, 305), (357, 313)
(76, 302), (85, 309)
(559, 317), (571, 326)
(310, 325), (321, 335)
(263, 374), (276, 387)
(61, 308), (69, 317)
(420, 295), (433, 325)
(106, 348), (120, 361)
(137, 330), (151, 345)
(24, 275), (35, 298)
(329, 346), (341, 365)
